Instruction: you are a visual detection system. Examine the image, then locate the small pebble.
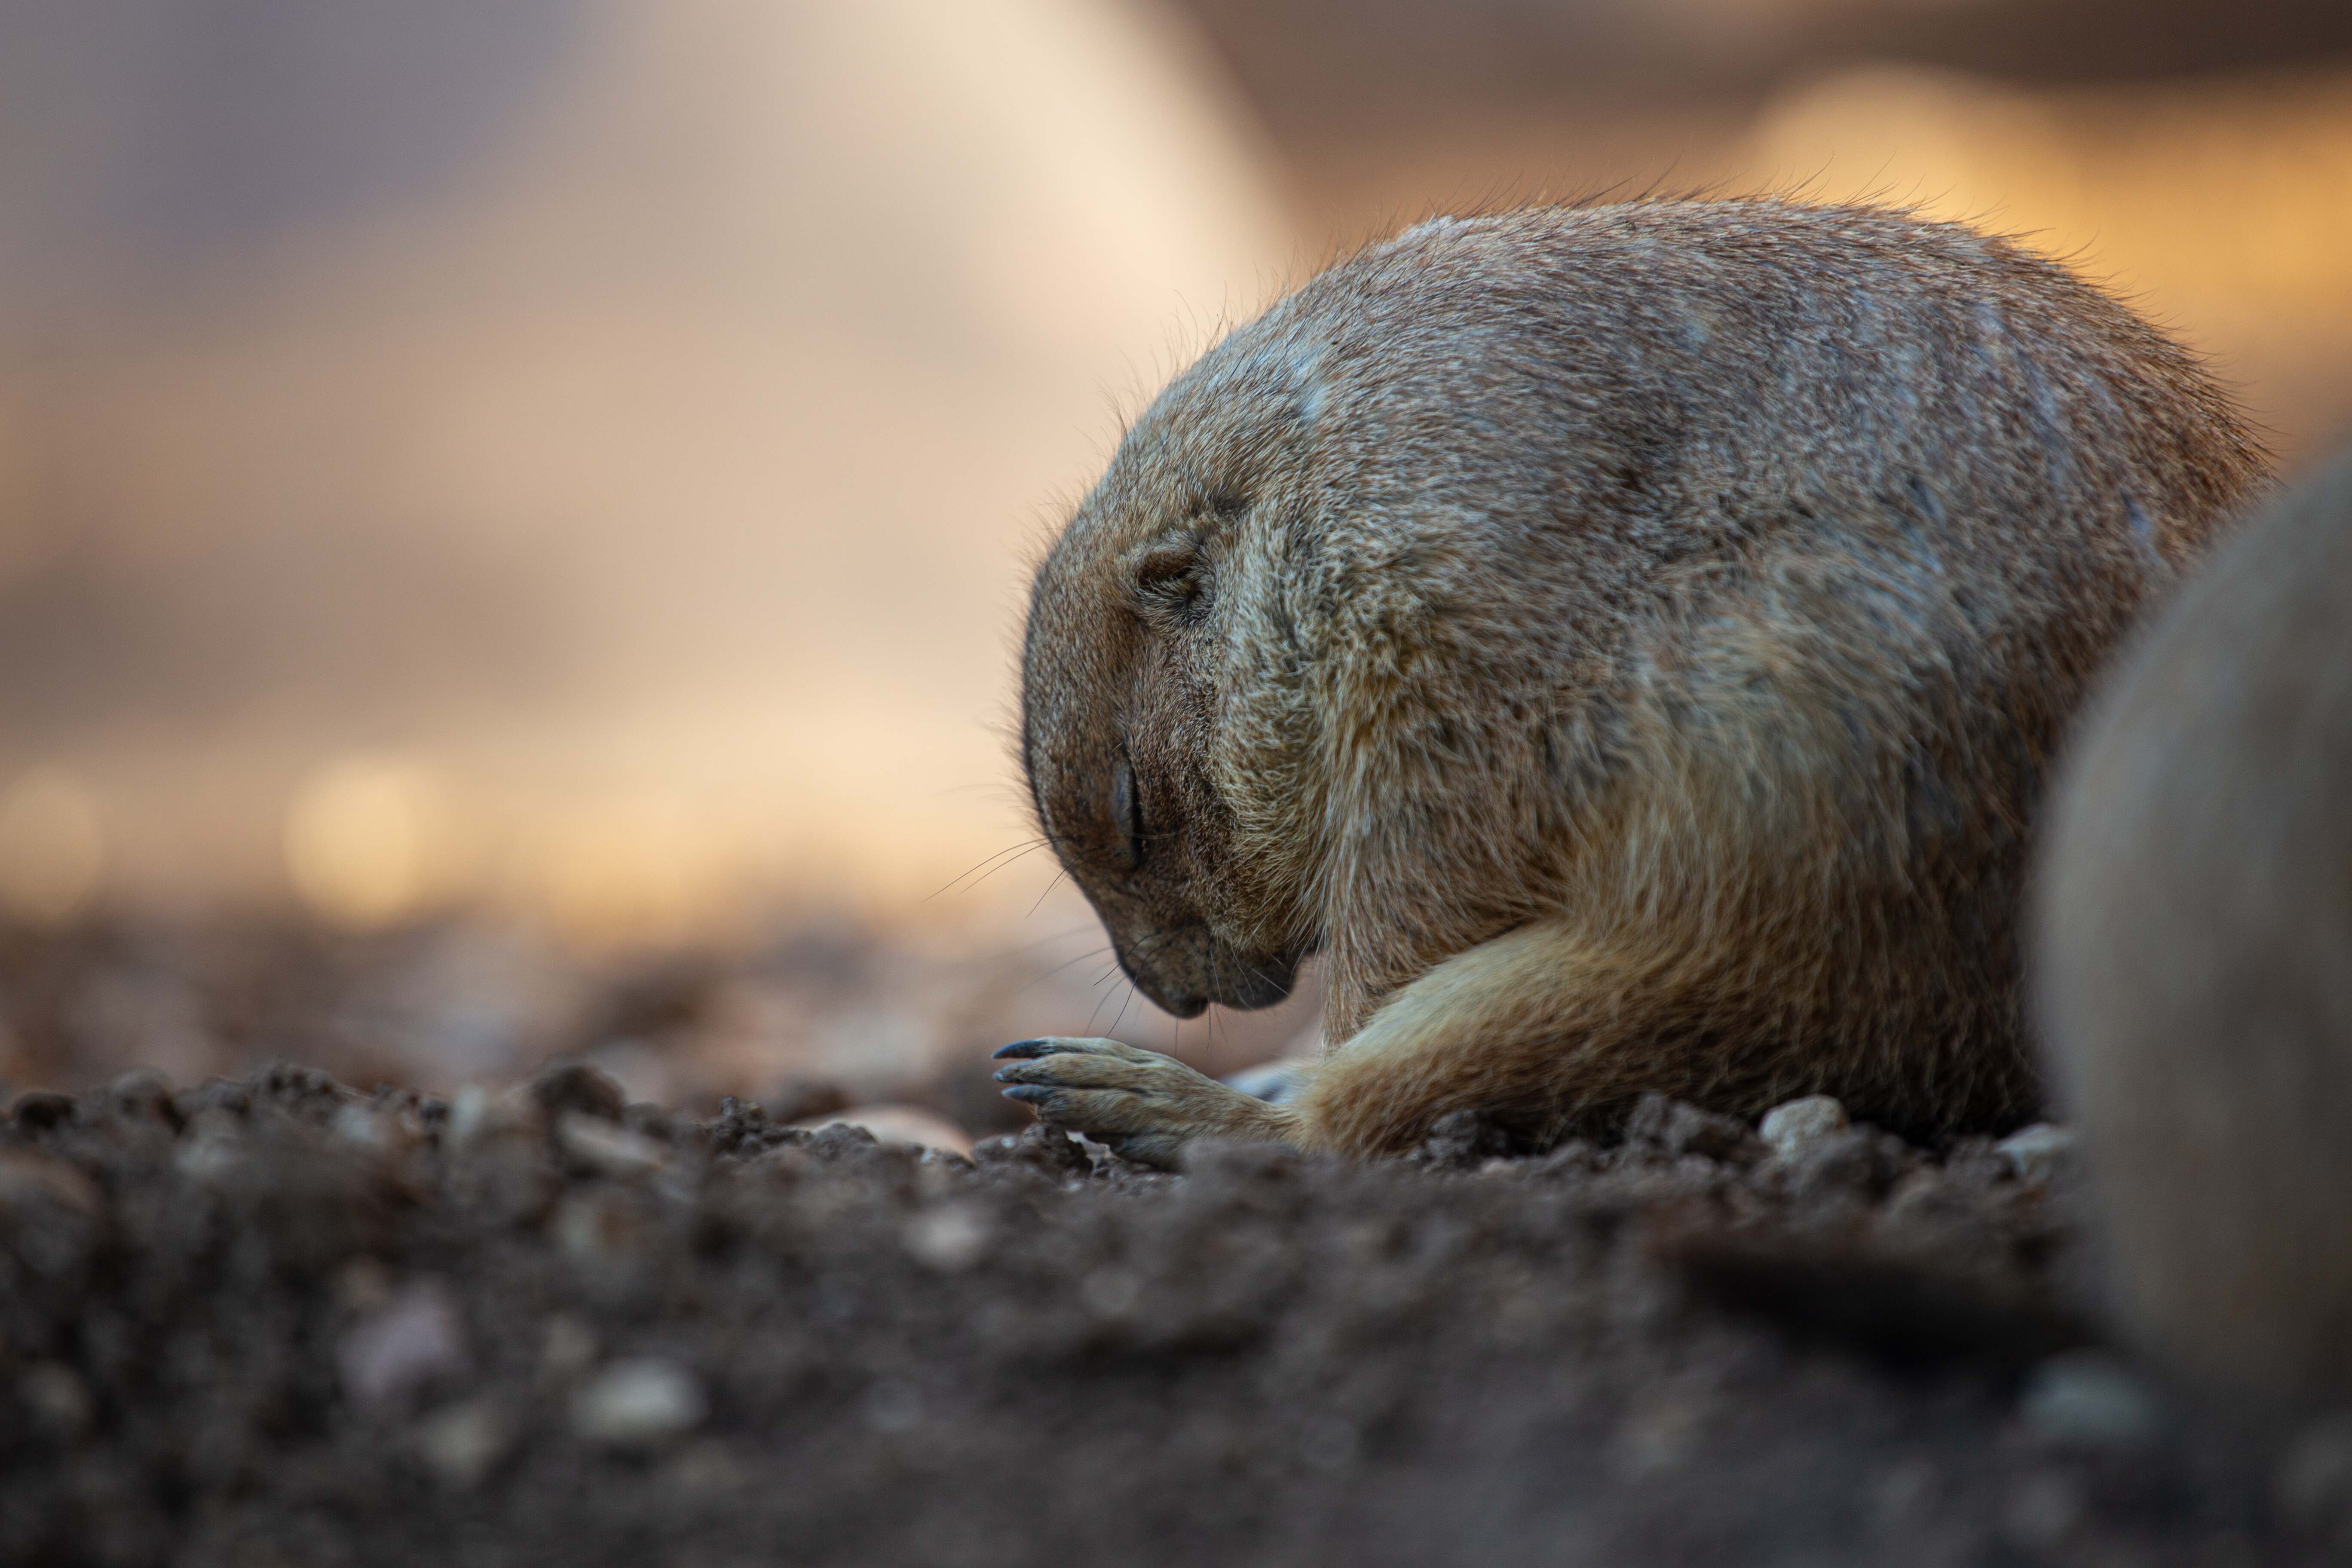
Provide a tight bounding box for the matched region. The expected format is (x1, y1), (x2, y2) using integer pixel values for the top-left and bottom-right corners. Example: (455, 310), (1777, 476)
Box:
(175, 1111), (247, 1182)
(330, 1103), (392, 1151)
(573, 1358), (707, 1449)
(107, 1069), (177, 1124)
(446, 1084), (548, 1154)
(902, 1203), (992, 1273)
(339, 1280), (469, 1411)
(556, 1112), (672, 1179)
(414, 1399), (512, 1490)
(2018, 1350), (2164, 1447)
(1759, 1095), (1849, 1159)
(1995, 1123), (2079, 1186)
(445, 1085), (494, 1147)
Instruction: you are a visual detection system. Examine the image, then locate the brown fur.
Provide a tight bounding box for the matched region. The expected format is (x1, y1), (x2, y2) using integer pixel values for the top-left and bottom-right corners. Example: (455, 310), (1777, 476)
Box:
(1004, 197), (2266, 1168)
(2034, 451), (2352, 1407)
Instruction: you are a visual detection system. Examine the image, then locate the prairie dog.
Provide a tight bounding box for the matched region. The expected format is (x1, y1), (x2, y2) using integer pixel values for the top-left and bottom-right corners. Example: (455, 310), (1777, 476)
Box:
(2034, 453), (2352, 1406)
(1000, 198), (2266, 1169)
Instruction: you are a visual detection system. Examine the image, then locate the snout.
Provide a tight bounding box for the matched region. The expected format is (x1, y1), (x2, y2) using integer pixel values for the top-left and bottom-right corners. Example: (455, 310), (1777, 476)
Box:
(1114, 925), (1297, 1017)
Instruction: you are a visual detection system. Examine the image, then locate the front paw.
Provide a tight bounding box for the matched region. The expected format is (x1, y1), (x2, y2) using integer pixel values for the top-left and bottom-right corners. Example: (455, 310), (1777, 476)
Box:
(991, 1037), (1283, 1169)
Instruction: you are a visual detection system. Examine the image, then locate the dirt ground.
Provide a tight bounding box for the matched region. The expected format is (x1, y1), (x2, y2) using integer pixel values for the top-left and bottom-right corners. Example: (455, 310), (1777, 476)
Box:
(0, 912), (1318, 1143)
(0, 922), (2341, 1566)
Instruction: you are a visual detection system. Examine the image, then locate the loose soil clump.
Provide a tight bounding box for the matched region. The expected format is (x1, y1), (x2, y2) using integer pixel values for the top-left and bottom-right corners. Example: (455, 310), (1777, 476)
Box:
(0, 1061), (2327, 1565)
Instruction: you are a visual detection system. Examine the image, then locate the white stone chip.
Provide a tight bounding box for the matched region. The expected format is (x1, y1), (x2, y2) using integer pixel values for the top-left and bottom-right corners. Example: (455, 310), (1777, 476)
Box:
(1995, 1123), (2079, 1186)
(1759, 1095), (1850, 1159)
(445, 1085), (492, 1147)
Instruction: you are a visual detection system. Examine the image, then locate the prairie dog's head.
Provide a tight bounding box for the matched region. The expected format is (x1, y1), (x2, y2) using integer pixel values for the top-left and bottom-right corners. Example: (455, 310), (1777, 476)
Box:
(1019, 346), (1320, 1018)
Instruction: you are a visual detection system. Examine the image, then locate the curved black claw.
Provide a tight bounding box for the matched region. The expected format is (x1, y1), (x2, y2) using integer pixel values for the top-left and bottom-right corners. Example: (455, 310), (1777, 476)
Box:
(1000, 1084), (1056, 1106)
(992, 1039), (1051, 1060)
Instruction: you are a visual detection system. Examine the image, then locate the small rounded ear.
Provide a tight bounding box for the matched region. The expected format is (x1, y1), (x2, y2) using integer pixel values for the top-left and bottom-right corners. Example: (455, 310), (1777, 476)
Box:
(1128, 530), (1213, 625)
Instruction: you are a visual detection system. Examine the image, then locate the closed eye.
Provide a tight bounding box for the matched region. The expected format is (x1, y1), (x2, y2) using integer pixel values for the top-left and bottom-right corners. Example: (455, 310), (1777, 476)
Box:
(1109, 756), (1142, 873)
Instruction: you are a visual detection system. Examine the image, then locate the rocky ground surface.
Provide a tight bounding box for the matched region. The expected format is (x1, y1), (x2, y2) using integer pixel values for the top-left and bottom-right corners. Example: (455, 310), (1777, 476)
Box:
(5, 1050), (2348, 1567)
(0, 913), (1316, 1145)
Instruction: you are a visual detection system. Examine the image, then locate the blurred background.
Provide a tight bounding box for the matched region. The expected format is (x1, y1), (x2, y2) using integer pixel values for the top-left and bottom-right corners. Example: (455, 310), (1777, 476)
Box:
(3, 0), (2348, 1133)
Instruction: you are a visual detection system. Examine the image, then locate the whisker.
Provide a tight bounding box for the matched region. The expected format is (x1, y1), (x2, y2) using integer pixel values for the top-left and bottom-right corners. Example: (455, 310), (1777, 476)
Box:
(922, 839), (1047, 902)
(1207, 946), (1222, 1058)
(1085, 977), (1121, 1033)
(1017, 945), (1114, 993)
(1077, 923), (1187, 1035)
(975, 923), (1101, 960)
(957, 841), (1051, 894)
(1027, 870), (1071, 918)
